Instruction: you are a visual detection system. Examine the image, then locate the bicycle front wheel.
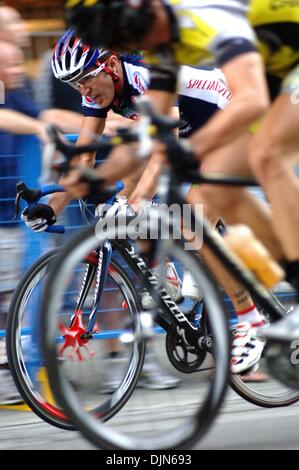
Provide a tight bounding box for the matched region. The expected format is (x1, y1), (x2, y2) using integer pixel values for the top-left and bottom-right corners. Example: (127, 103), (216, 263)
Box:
(7, 247), (145, 429)
(41, 223), (230, 450)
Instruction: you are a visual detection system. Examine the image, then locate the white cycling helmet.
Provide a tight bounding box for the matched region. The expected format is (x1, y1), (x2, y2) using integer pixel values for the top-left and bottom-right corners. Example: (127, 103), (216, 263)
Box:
(52, 29), (110, 83)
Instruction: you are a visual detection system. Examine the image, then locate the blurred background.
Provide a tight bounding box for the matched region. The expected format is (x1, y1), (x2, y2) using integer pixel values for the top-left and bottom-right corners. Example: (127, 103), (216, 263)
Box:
(0, 1), (82, 349)
(4, 0), (65, 76)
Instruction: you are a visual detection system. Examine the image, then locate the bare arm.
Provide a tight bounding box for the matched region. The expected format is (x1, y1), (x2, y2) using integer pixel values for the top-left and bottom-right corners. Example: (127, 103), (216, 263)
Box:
(145, 90), (176, 115)
(40, 108), (83, 133)
(128, 106), (179, 207)
(190, 53), (270, 158)
(60, 90), (176, 200)
(128, 151), (165, 209)
(104, 110), (137, 135)
(94, 90), (175, 183)
(49, 116), (106, 214)
(76, 116), (106, 166)
(0, 109), (47, 139)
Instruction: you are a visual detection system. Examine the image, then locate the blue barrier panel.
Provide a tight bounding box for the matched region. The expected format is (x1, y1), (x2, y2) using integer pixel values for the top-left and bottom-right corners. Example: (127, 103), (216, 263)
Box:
(17, 135), (53, 272)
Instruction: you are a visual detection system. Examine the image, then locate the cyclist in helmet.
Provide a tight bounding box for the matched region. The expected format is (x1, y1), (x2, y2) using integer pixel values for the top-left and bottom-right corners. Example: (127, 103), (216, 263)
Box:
(66, 0), (299, 341)
(46, 29), (150, 214)
(24, 30), (182, 391)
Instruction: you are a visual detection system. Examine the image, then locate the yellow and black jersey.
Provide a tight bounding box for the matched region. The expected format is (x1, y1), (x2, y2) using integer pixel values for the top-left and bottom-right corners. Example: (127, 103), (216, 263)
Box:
(249, 0), (299, 79)
(146, 0), (257, 92)
(146, 0), (299, 96)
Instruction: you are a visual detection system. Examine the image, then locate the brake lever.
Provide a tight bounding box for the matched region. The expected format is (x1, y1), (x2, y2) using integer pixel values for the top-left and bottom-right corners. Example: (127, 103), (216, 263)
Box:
(13, 182), (41, 220)
(14, 181), (65, 233)
(13, 192), (22, 221)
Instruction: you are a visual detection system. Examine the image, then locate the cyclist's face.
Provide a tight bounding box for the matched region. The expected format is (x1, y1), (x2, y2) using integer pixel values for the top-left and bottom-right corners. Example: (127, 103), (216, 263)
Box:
(78, 69), (115, 108)
(0, 44), (25, 90)
(0, 7), (30, 48)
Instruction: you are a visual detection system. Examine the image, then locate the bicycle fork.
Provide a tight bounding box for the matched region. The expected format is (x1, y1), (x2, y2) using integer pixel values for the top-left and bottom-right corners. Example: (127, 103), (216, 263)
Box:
(59, 241), (112, 360)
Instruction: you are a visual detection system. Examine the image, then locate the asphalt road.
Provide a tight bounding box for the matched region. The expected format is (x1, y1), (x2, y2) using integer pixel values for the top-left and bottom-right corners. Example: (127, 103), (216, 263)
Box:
(1, 385), (299, 451)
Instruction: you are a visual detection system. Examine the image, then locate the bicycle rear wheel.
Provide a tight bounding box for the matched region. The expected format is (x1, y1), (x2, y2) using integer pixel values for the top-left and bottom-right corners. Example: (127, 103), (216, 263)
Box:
(6, 250), (72, 429)
(7, 247), (145, 429)
(229, 285), (299, 407)
(41, 223), (230, 450)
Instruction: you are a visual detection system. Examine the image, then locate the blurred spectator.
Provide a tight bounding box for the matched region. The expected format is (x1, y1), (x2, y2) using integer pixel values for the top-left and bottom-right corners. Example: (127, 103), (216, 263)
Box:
(0, 41), (82, 137)
(0, 42), (48, 140)
(0, 5), (82, 128)
(0, 5), (30, 49)
(0, 39), (82, 405)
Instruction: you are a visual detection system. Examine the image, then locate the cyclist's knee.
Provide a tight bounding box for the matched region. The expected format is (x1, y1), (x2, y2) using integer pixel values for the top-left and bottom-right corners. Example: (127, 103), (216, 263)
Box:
(249, 142), (283, 183)
(199, 184), (239, 214)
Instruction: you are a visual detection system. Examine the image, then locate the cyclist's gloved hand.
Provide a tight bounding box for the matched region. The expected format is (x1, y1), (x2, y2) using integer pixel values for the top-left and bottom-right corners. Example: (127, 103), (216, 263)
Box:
(21, 204), (57, 233)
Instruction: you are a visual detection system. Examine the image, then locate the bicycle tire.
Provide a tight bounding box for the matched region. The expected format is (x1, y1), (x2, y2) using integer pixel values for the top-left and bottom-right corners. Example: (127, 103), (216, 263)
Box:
(227, 286), (299, 407)
(7, 247), (146, 429)
(6, 250), (73, 429)
(229, 371), (299, 407)
(41, 223), (230, 450)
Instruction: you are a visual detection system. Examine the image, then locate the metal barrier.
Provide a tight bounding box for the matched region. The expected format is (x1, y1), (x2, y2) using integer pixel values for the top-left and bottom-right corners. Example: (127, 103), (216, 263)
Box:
(0, 135), (48, 312)
(0, 134), (95, 315)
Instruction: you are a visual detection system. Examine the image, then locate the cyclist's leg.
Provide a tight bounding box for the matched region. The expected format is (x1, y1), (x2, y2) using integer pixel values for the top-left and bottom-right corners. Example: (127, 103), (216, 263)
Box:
(118, 167), (145, 199)
(248, 73), (299, 269)
(186, 189), (259, 315)
(185, 132), (284, 373)
(99, 168), (180, 390)
(199, 241), (264, 324)
(183, 192), (266, 374)
(191, 132), (284, 261)
(246, 71), (299, 340)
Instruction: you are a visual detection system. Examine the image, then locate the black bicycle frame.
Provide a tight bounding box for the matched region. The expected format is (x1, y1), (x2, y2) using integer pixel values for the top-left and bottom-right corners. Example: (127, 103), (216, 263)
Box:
(70, 168), (284, 352)
(169, 181), (285, 321)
